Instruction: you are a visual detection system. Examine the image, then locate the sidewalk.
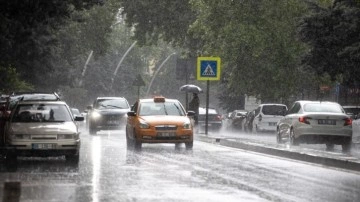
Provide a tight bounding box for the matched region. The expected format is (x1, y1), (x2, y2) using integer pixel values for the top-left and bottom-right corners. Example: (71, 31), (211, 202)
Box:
(195, 133), (360, 172)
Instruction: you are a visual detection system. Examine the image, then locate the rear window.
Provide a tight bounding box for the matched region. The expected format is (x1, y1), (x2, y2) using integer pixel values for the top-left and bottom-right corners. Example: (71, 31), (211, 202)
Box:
(262, 105), (287, 115)
(304, 103), (343, 113)
(343, 107), (360, 115)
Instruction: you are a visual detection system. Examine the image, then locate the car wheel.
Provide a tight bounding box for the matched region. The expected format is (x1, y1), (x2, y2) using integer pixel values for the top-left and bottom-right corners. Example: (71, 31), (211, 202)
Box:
(185, 141), (193, 150)
(341, 141), (351, 153)
(289, 129), (299, 146)
(66, 154), (80, 164)
(326, 143), (334, 151)
(276, 129), (284, 144)
(89, 123), (97, 135)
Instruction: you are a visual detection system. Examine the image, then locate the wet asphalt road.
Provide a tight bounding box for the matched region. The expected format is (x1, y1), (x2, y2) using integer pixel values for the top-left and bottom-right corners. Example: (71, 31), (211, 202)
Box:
(0, 129), (360, 202)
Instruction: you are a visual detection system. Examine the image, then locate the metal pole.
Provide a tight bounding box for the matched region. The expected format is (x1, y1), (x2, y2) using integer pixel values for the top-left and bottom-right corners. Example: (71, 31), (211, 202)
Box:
(146, 52), (176, 96)
(79, 50), (93, 86)
(111, 41), (137, 89)
(205, 80), (210, 135)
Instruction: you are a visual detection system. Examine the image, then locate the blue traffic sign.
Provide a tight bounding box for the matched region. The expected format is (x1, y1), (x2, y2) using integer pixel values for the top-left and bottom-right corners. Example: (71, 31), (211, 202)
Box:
(197, 57), (221, 81)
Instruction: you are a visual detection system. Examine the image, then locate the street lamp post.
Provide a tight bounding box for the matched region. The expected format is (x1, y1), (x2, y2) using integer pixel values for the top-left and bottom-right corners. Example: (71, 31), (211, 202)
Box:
(145, 52), (177, 97)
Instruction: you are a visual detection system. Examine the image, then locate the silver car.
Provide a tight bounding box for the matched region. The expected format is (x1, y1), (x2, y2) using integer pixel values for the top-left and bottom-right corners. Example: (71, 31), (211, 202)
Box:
(276, 100), (352, 152)
(5, 100), (83, 163)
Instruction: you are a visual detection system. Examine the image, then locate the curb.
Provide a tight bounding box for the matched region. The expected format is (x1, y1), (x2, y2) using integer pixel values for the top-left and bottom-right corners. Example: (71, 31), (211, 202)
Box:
(195, 135), (360, 172)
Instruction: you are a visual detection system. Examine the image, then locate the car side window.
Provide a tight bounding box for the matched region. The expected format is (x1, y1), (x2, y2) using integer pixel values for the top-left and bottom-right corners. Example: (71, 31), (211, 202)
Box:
(287, 103), (300, 114)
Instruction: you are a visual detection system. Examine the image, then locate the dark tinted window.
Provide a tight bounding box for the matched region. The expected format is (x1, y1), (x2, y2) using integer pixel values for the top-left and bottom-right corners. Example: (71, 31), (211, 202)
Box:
(288, 103), (300, 114)
(262, 105), (287, 115)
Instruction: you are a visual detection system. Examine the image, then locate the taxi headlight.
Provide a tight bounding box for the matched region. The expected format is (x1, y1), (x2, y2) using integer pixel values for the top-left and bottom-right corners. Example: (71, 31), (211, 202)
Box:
(91, 111), (101, 119)
(183, 120), (191, 129)
(58, 134), (75, 139)
(139, 120), (150, 129)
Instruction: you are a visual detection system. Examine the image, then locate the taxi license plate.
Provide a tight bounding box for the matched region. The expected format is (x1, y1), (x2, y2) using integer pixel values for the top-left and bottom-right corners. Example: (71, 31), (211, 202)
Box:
(157, 132), (176, 137)
(32, 143), (56, 149)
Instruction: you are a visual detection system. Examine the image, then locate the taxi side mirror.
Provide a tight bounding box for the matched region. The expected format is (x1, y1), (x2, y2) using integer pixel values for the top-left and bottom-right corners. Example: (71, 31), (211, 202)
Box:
(127, 111), (136, 116)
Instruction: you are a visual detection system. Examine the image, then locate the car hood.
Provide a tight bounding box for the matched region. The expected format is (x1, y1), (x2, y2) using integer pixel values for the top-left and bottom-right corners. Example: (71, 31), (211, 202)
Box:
(94, 109), (129, 115)
(140, 116), (190, 125)
(9, 122), (78, 135)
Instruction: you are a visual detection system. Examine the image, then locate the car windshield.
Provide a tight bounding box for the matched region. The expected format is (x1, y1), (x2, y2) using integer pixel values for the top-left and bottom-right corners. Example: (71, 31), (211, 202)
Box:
(11, 104), (72, 122)
(304, 103), (343, 113)
(262, 105), (287, 115)
(95, 99), (129, 109)
(139, 102), (185, 116)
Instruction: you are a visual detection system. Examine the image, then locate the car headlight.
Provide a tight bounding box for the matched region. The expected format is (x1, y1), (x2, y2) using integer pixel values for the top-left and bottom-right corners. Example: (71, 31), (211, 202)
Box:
(13, 134), (31, 139)
(91, 111), (101, 119)
(58, 134), (76, 139)
(138, 120), (150, 129)
(183, 120), (191, 129)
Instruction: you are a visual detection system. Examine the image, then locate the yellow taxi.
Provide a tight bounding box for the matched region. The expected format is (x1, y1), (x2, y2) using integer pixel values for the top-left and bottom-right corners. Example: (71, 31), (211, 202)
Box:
(126, 96), (195, 150)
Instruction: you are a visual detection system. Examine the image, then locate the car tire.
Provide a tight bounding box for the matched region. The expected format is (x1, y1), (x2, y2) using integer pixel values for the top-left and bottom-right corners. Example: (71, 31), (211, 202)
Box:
(89, 123), (97, 135)
(185, 141), (193, 150)
(326, 143), (334, 151)
(289, 129), (299, 146)
(341, 141), (351, 153)
(66, 154), (80, 164)
(276, 129), (284, 144)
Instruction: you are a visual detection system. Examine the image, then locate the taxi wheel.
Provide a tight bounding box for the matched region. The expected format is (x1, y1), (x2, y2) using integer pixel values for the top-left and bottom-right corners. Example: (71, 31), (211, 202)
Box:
(185, 142), (193, 150)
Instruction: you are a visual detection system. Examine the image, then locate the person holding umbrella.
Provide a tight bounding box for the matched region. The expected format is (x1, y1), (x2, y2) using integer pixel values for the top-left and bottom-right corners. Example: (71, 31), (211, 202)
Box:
(189, 93), (200, 124)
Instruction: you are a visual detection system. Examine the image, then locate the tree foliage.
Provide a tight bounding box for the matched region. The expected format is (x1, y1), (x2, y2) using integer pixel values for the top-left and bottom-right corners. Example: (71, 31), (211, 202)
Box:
(298, 0), (360, 87)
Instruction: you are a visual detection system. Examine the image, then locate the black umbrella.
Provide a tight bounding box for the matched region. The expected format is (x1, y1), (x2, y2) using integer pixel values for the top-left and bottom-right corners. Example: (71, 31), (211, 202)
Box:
(179, 84), (203, 94)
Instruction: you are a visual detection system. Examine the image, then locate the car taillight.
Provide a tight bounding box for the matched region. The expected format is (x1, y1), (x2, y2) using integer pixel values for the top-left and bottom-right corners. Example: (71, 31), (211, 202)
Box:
(215, 115), (222, 121)
(344, 118), (352, 126)
(299, 116), (311, 124)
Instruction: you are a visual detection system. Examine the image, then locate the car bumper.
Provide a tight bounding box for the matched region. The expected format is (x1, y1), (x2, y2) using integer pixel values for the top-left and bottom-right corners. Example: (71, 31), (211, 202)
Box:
(294, 126), (352, 144)
(7, 139), (80, 157)
(256, 122), (277, 132)
(135, 129), (193, 144)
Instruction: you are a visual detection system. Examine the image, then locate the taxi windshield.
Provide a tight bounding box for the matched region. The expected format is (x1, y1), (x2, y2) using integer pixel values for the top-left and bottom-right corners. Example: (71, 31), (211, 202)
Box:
(139, 101), (185, 116)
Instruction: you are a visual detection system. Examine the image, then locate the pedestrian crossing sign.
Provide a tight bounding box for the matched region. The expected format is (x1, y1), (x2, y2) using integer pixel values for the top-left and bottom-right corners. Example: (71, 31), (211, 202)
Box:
(197, 57), (221, 81)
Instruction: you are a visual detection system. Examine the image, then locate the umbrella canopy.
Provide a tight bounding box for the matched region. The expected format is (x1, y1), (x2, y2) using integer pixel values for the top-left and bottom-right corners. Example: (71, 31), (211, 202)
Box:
(179, 84), (203, 94)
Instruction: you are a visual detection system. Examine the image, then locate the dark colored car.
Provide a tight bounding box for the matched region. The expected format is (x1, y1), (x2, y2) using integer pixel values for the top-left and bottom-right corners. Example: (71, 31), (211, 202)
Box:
(197, 107), (223, 132)
(87, 97), (130, 134)
(229, 110), (248, 130)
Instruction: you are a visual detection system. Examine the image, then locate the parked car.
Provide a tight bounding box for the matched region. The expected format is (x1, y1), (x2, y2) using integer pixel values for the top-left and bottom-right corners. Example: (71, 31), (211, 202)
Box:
(87, 97), (130, 135)
(126, 96), (194, 150)
(4, 97), (83, 163)
(228, 110), (247, 130)
(276, 100), (352, 152)
(253, 103), (288, 133)
(342, 105), (360, 120)
(198, 107), (223, 132)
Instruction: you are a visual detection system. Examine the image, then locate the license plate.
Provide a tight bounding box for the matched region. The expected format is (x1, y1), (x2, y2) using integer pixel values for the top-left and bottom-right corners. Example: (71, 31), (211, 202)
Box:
(157, 132), (176, 137)
(269, 122), (276, 126)
(318, 119), (336, 125)
(32, 143), (56, 149)
(107, 120), (119, 125)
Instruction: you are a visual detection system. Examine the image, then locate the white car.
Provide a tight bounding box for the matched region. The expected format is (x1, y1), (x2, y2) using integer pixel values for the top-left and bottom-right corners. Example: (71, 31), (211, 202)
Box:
(276, 100), (352, 152)
(5, 100), (83, 163)
(253, 104), (288, 132)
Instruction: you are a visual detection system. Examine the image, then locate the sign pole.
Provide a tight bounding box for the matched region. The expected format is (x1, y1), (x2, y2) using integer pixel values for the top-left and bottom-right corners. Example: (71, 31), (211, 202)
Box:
(205, 80), (210, 135)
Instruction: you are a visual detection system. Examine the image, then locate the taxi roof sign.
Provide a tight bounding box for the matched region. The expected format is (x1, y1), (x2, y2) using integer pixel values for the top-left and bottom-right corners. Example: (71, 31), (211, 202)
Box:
(153, 96), (165, 103)
(197, 57), (221, 81)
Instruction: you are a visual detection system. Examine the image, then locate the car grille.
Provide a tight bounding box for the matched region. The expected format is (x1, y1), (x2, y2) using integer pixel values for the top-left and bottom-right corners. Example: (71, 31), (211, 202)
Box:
(155, 125), (177, 131)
